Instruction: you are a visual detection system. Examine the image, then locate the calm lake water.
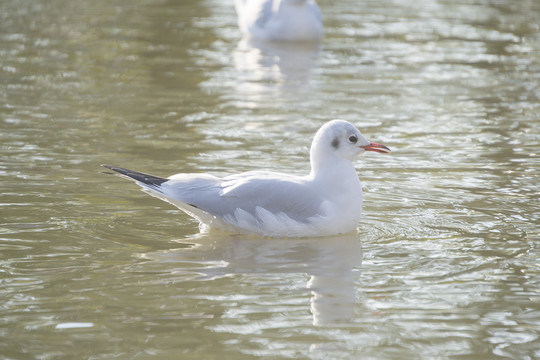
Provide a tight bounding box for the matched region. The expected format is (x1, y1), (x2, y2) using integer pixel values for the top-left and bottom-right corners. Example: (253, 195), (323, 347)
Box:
(1, 0), (539, 358)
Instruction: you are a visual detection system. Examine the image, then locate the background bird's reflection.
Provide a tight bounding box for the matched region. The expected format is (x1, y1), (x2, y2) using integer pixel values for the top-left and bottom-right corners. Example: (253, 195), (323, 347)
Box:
(233, 38), (321, 86)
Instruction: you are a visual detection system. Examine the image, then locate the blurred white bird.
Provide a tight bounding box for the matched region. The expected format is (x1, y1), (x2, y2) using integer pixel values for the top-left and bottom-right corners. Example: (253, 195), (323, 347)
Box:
(235, 0), (323, 42)
(103, 120), (390, 237)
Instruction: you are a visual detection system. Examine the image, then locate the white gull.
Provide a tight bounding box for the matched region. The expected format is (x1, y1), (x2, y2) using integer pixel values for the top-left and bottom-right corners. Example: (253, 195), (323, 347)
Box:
(235, 0), (323, 42)
(102, 120), (390, 237)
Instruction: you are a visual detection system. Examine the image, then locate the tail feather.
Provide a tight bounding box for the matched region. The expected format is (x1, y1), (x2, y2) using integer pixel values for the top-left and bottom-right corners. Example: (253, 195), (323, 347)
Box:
(102, 164), (168, 188)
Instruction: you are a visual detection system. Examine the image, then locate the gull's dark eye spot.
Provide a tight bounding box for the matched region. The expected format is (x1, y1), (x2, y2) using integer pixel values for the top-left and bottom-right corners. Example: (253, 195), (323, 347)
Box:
(331, 137), (340, 149)
(348, 135), (358, 144)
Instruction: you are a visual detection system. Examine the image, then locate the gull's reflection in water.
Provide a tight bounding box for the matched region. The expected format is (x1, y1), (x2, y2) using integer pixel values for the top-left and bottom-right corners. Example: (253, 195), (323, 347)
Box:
(139, 231), (362, 326)
(307, 235), (360, 325)
(233, 38), (321, 92)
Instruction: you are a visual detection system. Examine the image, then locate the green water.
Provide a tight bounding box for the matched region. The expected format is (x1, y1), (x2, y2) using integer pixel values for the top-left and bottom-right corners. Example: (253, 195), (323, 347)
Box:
(1, 0), (539, 358)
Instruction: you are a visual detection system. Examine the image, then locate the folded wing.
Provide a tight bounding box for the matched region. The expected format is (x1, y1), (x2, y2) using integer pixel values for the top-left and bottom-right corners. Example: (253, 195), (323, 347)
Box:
(162, 171), (323, 222)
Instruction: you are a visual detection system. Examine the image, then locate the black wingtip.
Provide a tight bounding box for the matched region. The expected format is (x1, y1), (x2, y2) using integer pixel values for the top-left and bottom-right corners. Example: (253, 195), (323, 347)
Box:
(101, 164), (168, 187)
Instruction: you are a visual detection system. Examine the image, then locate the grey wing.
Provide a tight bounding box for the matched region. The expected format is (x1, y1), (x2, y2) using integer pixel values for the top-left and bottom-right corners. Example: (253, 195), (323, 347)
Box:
(216, 173), (324, 221)
(155, 171), (324, 222)
(159, 173), (223, 210)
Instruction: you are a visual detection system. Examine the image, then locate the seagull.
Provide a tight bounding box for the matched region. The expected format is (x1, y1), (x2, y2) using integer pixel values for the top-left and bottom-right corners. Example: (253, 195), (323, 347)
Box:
(102, 120), (390, 237)
(235, 0), (323, 42)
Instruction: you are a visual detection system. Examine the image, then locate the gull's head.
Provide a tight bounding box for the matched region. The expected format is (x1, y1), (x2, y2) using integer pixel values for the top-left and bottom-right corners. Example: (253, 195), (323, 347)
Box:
(310, 119), (390, 171)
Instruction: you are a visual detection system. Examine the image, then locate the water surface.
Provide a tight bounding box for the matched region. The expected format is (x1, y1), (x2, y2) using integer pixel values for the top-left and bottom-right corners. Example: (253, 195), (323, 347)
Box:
(1, 0), (539, 359)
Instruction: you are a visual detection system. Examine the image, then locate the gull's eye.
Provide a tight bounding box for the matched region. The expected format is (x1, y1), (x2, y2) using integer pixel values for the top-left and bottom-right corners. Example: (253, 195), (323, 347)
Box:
(348, 135), (358, 144)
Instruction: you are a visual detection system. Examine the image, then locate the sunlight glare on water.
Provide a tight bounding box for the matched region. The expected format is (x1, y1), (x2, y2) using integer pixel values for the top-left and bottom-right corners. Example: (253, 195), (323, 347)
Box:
(1, 0), (539, 358)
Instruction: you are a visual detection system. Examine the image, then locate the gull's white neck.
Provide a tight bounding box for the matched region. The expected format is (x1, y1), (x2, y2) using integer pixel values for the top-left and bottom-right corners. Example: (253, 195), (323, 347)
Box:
(308, 144), (364, 233)
(308, 153), (361, 192)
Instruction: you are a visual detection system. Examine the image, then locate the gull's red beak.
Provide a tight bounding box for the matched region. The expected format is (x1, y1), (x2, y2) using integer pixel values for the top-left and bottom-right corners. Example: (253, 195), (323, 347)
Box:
(361, 142), (391, 154)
